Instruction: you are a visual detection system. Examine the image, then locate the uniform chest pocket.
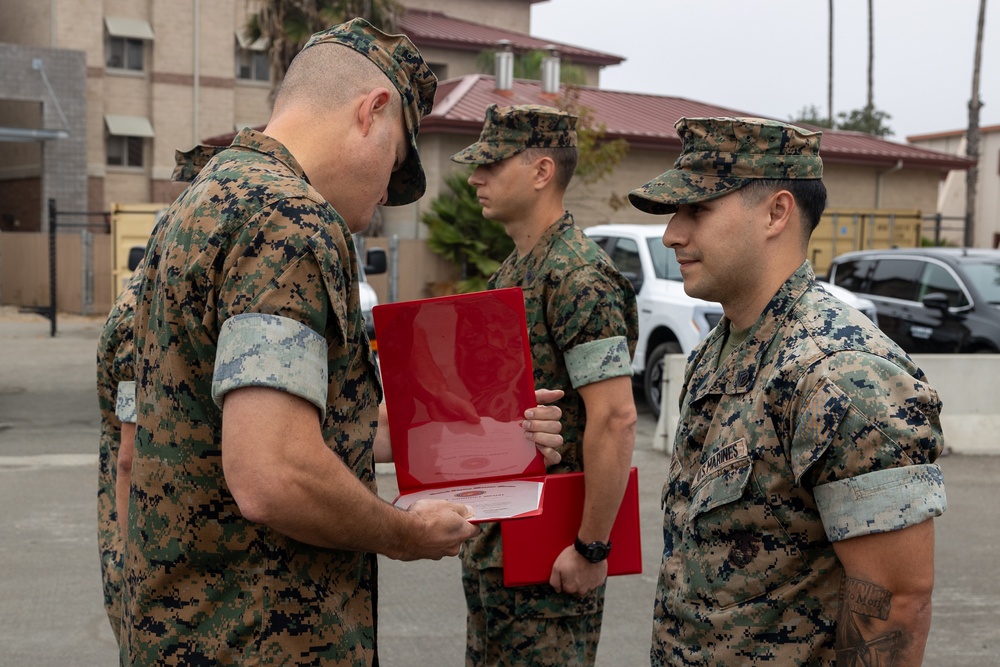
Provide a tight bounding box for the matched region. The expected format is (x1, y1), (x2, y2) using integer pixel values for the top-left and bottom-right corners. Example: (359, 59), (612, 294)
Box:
(683, 454), (809, 609)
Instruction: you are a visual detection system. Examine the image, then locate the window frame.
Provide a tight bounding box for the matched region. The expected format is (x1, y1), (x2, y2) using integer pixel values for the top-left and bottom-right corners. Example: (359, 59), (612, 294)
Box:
(105, 135), (145, 169)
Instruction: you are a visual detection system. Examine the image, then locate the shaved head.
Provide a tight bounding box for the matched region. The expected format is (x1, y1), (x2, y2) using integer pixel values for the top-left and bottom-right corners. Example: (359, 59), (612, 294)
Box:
(273, 44), (402, 118)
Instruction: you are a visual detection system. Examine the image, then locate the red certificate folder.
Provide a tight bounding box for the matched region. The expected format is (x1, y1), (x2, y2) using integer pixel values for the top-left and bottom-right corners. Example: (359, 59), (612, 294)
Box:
(373, 287), (547, 523)
(500, 467), (642, 587)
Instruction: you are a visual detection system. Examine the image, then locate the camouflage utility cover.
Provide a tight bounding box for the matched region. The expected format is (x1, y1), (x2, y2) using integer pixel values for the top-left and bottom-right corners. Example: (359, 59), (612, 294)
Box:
(651, 262), (947, 665)
(630, 116), (823, 215)
(96, 273), (140, 644)
(124, 127), (382, 665)
(451, 104), (577, 165)
(304, 17), (436, 206)
(461, 214), (637, 663)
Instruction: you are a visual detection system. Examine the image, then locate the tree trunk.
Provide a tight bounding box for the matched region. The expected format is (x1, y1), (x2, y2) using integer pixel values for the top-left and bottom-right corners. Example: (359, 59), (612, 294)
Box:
(866, 0), (874, 110)
(965, 0), (987, 247)
(828, 0), (834, 125)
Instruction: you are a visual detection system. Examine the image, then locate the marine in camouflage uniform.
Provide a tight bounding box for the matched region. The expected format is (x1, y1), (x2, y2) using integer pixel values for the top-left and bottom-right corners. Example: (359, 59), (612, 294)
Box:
(121, 20), (480, 666)
(630, 117), (947, 665)
(452, 105), (639, 666)
(95, 271), (139, 644)
(96, 144), (222, 645)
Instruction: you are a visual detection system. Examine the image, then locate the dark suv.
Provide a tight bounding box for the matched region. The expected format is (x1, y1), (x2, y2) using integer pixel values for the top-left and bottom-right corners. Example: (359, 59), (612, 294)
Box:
(827, 248), (1000, 353)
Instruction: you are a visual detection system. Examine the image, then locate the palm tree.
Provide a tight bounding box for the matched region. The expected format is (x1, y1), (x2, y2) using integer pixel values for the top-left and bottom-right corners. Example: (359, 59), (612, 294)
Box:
(965, 0), (988, 247)
(245, 0), (402, 98)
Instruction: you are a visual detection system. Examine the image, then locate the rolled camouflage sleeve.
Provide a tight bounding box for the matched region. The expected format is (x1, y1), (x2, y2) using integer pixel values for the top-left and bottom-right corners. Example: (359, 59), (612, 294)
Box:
(815, 464), (947, 541)
(212, 313), (329, 419)
(792, 350), (947, 540)
(115, 381), (137, 424)
(564, 336), (633, 388)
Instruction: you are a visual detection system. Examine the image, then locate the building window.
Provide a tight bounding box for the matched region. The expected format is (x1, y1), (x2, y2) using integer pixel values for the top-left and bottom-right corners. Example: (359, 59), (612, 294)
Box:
(104, 114), (154, 168)
(236, 48), (269, 82)
(106, 36), (144, 71)
(104, 17), (154, 72)
(106, 136), (144, 167)
(235, 33), (269, 83)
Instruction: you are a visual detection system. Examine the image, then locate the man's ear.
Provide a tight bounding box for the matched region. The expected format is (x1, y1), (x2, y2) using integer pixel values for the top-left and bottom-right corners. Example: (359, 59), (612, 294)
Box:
(532, 155), (556, 190)
(357, 88), (394, 136)
(764, 189), (796, 239)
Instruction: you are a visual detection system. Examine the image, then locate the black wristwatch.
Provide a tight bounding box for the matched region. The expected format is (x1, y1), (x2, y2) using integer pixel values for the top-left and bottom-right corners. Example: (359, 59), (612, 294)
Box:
(574, 537), (612, 563)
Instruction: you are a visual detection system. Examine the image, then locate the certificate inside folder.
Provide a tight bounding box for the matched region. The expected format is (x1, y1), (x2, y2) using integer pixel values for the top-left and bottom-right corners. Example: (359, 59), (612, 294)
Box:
(501, 467), (642, 587)
(373, 287), (546, 523)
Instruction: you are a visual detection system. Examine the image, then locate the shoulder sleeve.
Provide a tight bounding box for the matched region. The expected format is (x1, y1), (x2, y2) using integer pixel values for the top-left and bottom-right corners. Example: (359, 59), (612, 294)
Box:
(790, 351), (947, 540)
(211, 197), (354, 418)
(547, 264), (635, 388)
(212, 313), (329, 419)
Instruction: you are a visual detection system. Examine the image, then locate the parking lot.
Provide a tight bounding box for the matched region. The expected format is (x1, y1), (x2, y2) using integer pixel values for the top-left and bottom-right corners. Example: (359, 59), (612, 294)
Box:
(1, 309), (998, 666)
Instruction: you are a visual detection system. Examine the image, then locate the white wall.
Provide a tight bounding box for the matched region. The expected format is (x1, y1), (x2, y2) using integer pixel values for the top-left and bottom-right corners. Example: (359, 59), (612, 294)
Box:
(655, 353), (1000, 456)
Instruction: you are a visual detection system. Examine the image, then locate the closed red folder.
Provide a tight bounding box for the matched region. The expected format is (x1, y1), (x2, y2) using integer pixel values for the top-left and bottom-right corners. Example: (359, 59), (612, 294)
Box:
(501, 467), (641, 587)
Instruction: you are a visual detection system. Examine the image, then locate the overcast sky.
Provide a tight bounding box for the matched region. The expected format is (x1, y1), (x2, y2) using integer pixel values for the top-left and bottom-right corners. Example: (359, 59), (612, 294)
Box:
(531, 0), (999, 142)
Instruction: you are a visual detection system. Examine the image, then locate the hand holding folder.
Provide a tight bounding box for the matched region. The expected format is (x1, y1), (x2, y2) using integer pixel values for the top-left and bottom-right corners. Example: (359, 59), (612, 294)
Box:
(501, 468), (642, 587)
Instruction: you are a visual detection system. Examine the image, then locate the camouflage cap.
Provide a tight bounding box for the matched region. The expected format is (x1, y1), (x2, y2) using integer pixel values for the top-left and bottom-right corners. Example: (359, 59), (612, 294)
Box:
(628, 117), (823, 215)
(303, 18), (437, 206)
(171, 145), (226, 183)
(451, 104), (577, 165)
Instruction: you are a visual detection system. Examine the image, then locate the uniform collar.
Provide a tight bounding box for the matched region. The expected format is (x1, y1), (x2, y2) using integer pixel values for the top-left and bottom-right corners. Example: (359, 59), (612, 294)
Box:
(688, 261), (815, 401)
(231, 128), (309, 183)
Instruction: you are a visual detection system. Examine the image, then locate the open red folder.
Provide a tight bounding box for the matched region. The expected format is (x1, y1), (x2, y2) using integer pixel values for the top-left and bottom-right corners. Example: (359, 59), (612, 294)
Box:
(373, 287), (547, 523)
(501, 467), (642, 587)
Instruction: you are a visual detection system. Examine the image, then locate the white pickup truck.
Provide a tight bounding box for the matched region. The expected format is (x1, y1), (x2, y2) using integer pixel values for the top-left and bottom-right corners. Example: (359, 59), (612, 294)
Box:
(585, 224), (878, 412)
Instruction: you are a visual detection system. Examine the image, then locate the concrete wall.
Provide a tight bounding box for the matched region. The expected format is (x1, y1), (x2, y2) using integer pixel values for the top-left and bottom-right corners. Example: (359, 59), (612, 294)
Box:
(655, 353), (1000, 456)
(0, 43), (87, 231)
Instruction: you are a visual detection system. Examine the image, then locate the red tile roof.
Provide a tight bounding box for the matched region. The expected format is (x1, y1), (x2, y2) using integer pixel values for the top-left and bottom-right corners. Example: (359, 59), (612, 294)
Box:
(202, 74), (974, 172)
(423, 76), (975, 172)
(399, 10), (623, 67)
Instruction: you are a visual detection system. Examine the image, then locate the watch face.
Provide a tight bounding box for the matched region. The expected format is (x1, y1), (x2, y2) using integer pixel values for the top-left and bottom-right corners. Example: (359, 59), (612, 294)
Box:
(576, 538), (611, 563)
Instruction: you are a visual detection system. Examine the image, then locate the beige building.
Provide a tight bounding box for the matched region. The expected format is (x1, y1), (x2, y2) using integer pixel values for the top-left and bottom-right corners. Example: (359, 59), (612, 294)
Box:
(908, 124), (1000, 248)
(0, 0), (619, 231)
(0, 0), (975, 310)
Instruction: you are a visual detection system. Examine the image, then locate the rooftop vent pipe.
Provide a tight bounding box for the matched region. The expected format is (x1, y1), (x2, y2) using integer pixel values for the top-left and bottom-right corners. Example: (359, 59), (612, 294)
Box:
(541, 45), (560, 94)
(495, 39), (513, 91)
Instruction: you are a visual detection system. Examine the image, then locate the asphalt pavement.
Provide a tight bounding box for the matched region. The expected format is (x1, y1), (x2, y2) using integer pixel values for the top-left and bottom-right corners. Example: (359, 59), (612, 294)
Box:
(1, 308), (998, 666)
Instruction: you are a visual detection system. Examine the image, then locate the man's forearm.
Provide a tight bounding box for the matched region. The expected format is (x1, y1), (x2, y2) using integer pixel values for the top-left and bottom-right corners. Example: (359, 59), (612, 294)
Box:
(576, 377), (636, 542)
(835, 576), (932, 666)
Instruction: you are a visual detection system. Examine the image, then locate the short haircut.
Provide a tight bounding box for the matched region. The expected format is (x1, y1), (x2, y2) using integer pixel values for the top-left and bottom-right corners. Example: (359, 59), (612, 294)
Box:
(273, 44), (402, 118)
(738, 178), (828, 239)
(518, 146), (578, 192)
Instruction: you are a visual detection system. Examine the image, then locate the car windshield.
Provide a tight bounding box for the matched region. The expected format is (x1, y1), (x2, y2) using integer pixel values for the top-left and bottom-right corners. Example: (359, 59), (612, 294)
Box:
(963, 261), (1000, 304)
(646, 238), (683, 281)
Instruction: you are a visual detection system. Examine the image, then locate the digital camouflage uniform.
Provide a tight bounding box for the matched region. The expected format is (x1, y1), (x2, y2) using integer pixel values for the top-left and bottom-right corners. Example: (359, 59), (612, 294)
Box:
(629, 117), (947, 665)
(453, 105), (639, 667)
(95, 272), (139, 644)
(96, 144), (220, 645)
(122, 19), (435, 666)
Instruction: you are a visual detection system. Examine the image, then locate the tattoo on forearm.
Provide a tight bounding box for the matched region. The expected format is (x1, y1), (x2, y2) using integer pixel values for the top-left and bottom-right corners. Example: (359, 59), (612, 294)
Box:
(836, 576), (903, 666)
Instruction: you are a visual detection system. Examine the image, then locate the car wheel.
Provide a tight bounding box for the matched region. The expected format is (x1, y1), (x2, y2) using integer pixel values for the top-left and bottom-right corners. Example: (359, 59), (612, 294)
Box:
(644, 341), (682, 414)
